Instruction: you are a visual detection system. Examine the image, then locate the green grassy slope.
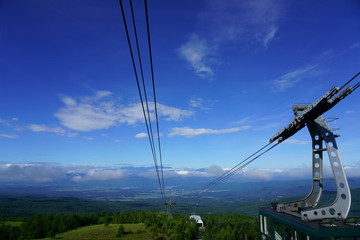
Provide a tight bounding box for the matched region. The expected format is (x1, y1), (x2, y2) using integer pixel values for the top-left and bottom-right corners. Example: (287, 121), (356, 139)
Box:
(36, 223), (154, 240)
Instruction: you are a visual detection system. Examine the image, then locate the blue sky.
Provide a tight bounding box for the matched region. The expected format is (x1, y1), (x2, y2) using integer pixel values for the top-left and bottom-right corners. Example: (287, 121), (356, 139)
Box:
(0, 0), (360, 184)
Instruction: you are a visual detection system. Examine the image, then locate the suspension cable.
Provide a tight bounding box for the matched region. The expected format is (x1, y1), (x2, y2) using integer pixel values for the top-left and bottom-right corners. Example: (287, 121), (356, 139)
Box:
(338, 71), (360, 92)
(128, 0), (164, 193)
(210, 142), (280, 189)
(200, 142), (279, 193)
(119, 0), (164, 199)
(198, 72), (360, 194)
(144, 0), (166, 197)
(201, 142), (273, 191)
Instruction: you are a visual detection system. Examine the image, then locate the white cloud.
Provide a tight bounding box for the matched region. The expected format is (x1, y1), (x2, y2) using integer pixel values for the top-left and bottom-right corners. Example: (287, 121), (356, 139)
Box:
(233, 113), (288, 133)
(135, 132), (148, 139)
(0, 163), (65, 183)
(240, 165), (360, 180)
(177, 0), (284, 79)
(0, 133), (19, 139)
(198, 0), (283, 45)
(140, 165), (225, 178)
(188, 97), (213, 111)
(253, 122), (281, 131)
(95, 90), (112, 99)
(55, 92), (193, 132)
(157, 103), (194, 121)
(345, 110), (355, 114)
(168, 126), (250, 138)
(344, 165), (360, 178)
(28, 124), (78, 137)
(242, 167), (278, 180)
(284, 139), (309, 145)
(0, 117), (19, 129)
(55, 97), (119, 132)
(272, 65), (317, 92)
(207, 165), (225, 175)
(263, 26), (278, 48)
(177, 34), (215, 79)
(61, 96), (77, 106)
(0, 162), (359, 184)
(189, 97), (204, 108)
(0, 162), (128, 183)
(73, 169), (127, 182)
(351, 42), (360, 49)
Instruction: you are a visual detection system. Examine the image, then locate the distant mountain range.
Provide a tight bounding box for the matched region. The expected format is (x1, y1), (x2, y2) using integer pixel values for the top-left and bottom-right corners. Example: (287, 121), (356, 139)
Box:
(1, 179), (360, 218)
(1, 177), (360, 202)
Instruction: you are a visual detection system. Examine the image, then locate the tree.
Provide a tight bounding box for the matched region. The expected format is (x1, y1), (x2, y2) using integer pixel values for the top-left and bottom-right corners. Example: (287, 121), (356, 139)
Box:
(117, 224), (125, 238)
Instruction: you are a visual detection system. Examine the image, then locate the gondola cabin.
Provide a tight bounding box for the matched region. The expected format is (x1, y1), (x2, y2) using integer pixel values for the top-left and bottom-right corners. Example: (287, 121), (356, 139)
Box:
(190, 215), (204, 228)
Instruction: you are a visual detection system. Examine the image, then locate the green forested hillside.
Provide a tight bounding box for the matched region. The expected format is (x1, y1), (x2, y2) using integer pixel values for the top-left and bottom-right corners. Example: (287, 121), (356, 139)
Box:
(0, 195), (266, 218)
(0, 211), (258, 240)
(0, 196), (162, 217)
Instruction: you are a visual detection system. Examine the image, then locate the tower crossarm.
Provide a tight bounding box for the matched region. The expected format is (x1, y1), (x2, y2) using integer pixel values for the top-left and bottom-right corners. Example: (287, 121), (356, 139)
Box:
(269, 86), (354, 143)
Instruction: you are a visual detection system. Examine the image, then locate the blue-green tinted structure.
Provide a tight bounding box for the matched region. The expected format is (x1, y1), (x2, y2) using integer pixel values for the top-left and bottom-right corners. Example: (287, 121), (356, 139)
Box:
(259, 207), (360, 240)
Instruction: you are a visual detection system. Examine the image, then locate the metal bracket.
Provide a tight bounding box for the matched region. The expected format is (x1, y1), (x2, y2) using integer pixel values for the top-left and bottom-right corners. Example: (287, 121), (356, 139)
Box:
(276, 115), (351, 221)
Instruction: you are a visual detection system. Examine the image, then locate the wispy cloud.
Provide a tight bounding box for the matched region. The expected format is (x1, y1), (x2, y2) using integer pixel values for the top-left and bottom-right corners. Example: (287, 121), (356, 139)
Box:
(188, 97), (213, 111)
(0, 117), (21, 131)
(351, 42), (360, 49)
(0, 133), (19, 139)
(156, 103), (194, 121)
(178, 0), (284, 79)
(177, 34), (215, 80)
(272, 65), (317, 92)
(168, 126), (250, 138)
(135, 132), (148, 139)
(253, 122), (282, 131)
(54, 91), (193, 132)
(263, 26), (278, 48)
(199, 0), (283, 46)
(72, 169), (127, 182)
(345, 110), (355, 114)
(28, 124), (78, 137)
(233, 113), (288, 131)
(283, 139), (309, 144)
(189, 97), (204, 108)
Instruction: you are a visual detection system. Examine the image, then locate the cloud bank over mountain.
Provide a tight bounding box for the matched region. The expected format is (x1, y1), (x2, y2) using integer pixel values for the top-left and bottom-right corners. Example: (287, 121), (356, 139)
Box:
(1, 162), (359, 185)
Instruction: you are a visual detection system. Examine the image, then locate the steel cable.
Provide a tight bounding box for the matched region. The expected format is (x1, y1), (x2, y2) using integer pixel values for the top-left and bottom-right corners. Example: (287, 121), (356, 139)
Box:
(144, 0), (166, 197)
(119, 0), (164, 199)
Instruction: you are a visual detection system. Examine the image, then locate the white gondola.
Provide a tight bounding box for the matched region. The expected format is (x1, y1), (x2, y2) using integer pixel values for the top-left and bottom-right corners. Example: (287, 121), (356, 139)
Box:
(189, 215), (204, 228)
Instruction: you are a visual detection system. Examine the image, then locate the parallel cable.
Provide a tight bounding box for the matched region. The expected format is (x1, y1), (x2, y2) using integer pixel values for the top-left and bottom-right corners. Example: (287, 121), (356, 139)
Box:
(338, 72), (360, 92)
(209, 142), (280, 189)
(201, 142), (274, 192)
(199, 72), (360, 193)
(144, 0), (166, 195)
(353, 82), (360, 91)
(119, 0), (164, 199)
(128, 0), (163, 193)
(189, 72), (360, 197)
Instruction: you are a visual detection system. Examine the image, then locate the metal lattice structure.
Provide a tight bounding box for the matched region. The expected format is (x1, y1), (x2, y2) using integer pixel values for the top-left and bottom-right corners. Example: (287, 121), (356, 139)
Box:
(268, 76), (359, 221)
(275, 110), (351, 221)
